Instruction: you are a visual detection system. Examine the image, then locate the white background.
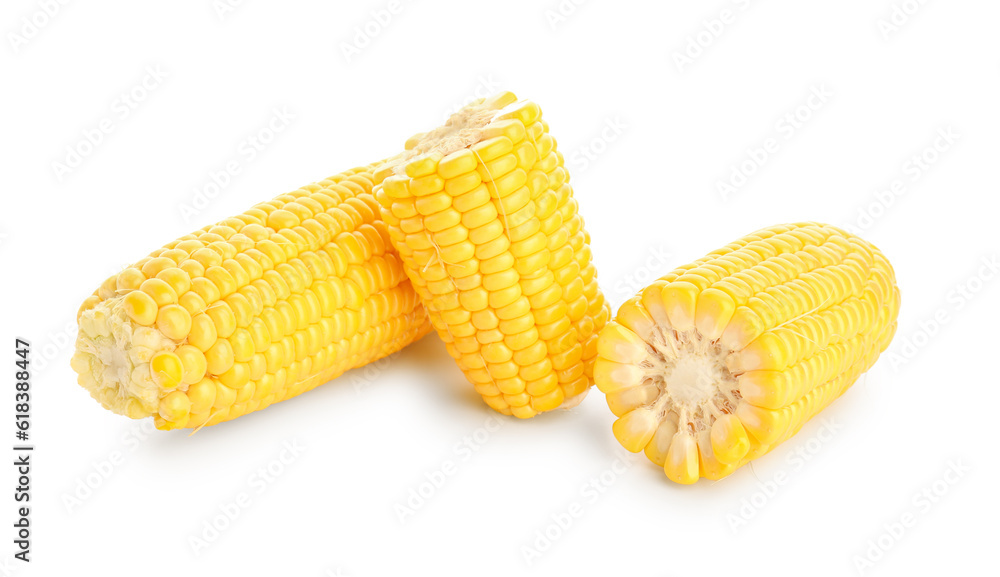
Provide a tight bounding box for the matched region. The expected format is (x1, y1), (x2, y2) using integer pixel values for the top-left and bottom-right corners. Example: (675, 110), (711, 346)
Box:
(2, 0), (998, 575)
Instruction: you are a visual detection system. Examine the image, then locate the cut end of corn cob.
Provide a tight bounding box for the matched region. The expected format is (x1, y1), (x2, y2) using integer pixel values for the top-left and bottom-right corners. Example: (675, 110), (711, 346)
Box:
(73, 298), (182, 419)
(374, 92), (611, 418)
(595, 223), (900, 484)
(72, 166), (431, 430)
(397, 93), (518, 163)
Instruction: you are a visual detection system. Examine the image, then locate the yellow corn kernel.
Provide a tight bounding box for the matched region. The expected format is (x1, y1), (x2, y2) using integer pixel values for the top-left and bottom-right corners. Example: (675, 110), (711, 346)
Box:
(612, 408), (659, 453)
(595, 223), (900, 484)
(158, 390), (191, 422)
(218, 362), (250, 390)
(697, 430), (736, 480)
(710, 413), (750, 465)
(178, 291), (207, 316)
(187, 313), (218, 352)
(114, 267), (144, 292)
(123, 290), (158, 326)
(186, 377), (217, 414)
(175, 344), (208, 385)
(150, 351), (183, 390)
(141, 257), (176, 279)
(664, 432), (699, 485)
(205, 302), (237, 339)
(190, 276), (222, 304)
(229, 328), (255, 363)
(156, 304), (192, 341)
(205, 338), (235, 376)
(156, 267), (192, 296)
(643, 419), (678, 466)
(140, 278), (177, 307)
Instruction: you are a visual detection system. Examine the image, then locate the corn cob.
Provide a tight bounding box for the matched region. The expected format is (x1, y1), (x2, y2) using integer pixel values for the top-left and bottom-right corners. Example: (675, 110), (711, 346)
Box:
(72, 166), (431, 430)
(595, 223), (899, 483)
(373, 92), (611, 418)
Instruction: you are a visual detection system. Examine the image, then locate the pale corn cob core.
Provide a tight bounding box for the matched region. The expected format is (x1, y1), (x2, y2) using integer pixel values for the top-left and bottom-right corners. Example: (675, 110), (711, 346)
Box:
(595, 223), (900, 484)
(373, 92), (611, 418)
(72, 166), (431, 430)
